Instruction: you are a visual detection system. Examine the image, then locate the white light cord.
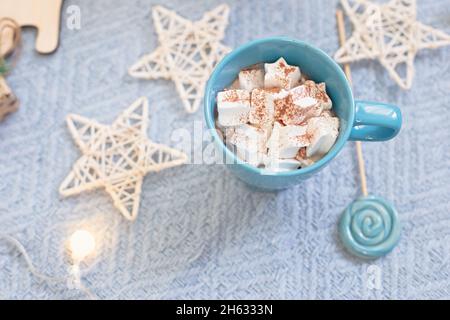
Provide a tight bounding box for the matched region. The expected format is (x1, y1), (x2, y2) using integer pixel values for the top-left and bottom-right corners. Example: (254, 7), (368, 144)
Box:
(0, 234), (97, 299)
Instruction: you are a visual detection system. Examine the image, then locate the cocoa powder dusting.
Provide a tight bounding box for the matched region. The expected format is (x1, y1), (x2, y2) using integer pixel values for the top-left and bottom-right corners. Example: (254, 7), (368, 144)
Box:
(274, 94), (320, 125)
(315, 86), (329, 103)
(221, 90), (249, 103)
(250, 90), (266, 123)
(274, 95), (294, 120)
(284, 65), (296, 77)
(277, 60), (296, 77)
(264, 87), (282, 93)
(222, 90), (239, 102)
(304, 81), (330, 104)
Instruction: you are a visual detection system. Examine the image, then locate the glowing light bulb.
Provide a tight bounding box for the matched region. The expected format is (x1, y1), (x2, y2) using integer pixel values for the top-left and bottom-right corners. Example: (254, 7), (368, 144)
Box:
(69, 230), (95, 262)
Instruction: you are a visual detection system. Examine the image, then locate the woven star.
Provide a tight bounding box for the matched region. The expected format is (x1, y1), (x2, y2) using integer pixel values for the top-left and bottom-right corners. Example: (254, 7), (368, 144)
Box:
(129, 5), (231, 113)
(334, 0), (450, 89)
(59, 97), (188, 221)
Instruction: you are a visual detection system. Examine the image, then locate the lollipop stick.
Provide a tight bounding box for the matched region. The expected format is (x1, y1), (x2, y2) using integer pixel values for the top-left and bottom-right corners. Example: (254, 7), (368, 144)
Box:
(336, 10), (368, 197)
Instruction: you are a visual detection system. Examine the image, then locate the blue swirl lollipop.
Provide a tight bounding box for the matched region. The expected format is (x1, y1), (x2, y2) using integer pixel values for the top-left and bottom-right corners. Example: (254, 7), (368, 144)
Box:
(339, 195), (401, 259)
(336, 11), (401, 259)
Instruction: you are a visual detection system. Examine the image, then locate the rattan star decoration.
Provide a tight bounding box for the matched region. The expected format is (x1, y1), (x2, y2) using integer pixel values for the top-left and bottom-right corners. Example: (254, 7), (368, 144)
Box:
(59, 97), (188, 221)
(334, 0), (450, 89)
(129, 5), (231, 113)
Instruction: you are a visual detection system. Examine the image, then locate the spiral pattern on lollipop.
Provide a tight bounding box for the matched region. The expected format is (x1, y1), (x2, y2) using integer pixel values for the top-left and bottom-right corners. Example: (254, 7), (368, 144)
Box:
(339, 195), (401, 259)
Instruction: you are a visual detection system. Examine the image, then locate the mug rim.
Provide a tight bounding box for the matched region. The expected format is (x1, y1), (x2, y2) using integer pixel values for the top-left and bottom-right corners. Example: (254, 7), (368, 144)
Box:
(204, 36), (354, 177)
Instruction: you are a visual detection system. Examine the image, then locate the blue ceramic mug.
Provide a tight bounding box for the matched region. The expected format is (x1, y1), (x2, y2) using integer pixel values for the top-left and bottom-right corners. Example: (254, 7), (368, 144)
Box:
(204, 37), (402, 190)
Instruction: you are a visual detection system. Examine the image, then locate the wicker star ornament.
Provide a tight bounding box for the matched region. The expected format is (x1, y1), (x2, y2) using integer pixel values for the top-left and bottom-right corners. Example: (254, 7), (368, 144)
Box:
(334, 0), (450, 89)
(129, 5), (231, 113)
(59, 97), (188, 221)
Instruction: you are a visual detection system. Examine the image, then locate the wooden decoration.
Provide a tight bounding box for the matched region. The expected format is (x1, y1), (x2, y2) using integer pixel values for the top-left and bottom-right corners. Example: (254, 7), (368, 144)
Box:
(129, 5), (231, 113)
(0, 0), (64, 55)
(59, 97), (188, 221)
(0, 76), (19, 121)
(0, 18), (21, 121)
(334, 0), (450, 89)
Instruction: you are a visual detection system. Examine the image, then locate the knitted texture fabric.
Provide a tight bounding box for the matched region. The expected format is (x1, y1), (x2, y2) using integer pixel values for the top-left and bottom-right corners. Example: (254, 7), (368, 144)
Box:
(0, 0), (449, 299)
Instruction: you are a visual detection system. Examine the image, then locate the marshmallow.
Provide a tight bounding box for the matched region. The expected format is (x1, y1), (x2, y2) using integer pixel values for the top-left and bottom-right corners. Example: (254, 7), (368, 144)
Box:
(279, 124), (310, 158)
(306, 117), (339, 158)
(273, 94), (323, 126)
(229, 78), (241, 90)
(264, 58), (301, 90)
(291, 84), (318, 108)
(249, 88), (271, 127)
(266, 121), (282, 160)
(316, 82), (332, 110)
(239, 68), (265, 91)
(291, 81), (332, 110)
(228, 124), (268, 166)
(267, 122), (310, 159)
(264, 158), (302, 173)
(215, 57), (339, 172)
(216, 119), (236, 143)
(272, 82), (332, 125)
(217, 90), (251, 127)
(249, 88), (288, 129)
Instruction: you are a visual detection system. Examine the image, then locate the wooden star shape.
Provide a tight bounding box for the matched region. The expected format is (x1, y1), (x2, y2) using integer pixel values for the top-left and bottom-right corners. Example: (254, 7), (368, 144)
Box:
(334, 0), (450, 89)
(59, 97), (188, 221)
(129, 5), (231, 113)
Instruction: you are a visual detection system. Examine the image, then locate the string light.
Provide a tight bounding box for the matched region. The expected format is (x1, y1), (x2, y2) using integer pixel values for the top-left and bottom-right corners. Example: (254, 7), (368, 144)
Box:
(66, 229), (97, 299)
(0, 228), (98, 299)
(69, 229), (95, 262)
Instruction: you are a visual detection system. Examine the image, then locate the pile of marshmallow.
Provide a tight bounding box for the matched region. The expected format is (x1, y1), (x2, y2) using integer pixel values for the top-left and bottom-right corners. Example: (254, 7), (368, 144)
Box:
(216, 58), (339, 172)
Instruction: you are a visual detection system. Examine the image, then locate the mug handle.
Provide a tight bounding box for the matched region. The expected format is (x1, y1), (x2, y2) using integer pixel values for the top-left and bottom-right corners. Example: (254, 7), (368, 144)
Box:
(349, 100), (402, 141)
